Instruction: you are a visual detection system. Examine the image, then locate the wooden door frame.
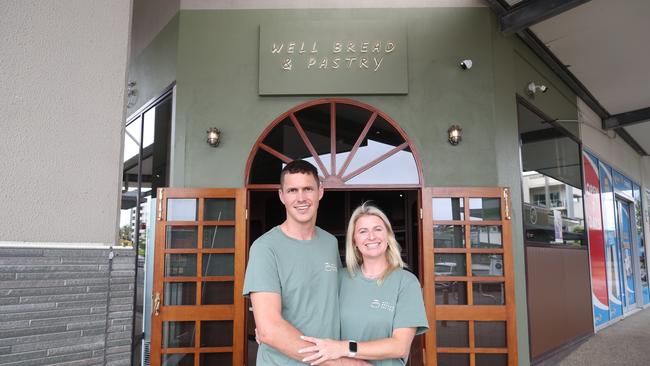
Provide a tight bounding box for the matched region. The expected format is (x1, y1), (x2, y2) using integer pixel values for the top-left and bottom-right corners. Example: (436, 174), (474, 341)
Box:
(151, 188), (246, 366)
(422, 187), (518, 366)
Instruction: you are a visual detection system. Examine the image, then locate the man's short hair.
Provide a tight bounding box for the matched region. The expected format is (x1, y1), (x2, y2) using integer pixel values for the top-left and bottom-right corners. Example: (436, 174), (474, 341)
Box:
(280, 160), (320, 187)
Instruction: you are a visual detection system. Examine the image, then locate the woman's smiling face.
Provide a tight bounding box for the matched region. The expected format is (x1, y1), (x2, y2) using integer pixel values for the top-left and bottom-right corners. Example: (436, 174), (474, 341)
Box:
(353, 214), (388, 260)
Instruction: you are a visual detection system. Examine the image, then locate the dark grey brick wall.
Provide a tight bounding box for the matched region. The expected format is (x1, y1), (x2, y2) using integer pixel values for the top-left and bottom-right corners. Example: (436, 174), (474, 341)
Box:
(0, 246), (135, 366)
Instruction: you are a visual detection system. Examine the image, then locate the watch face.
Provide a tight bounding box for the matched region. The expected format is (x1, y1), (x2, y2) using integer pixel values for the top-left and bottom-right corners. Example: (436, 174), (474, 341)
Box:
(350, 341), (358, 352)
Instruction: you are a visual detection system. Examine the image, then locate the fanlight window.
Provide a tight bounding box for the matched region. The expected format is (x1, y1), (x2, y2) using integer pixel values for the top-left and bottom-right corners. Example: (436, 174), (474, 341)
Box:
(247, 99), (421, 187)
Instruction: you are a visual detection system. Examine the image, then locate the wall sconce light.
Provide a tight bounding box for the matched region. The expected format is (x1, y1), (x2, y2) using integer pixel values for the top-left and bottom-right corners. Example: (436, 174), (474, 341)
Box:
(448, 125), (462, 145)
(206, 128), (221, 147)
(126, 81), (138, 108)
(527, 81), (548, 95)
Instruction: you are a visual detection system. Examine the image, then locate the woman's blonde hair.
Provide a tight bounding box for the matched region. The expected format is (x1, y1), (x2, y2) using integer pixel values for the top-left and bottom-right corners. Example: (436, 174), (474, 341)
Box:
(345, 202), (405, 283)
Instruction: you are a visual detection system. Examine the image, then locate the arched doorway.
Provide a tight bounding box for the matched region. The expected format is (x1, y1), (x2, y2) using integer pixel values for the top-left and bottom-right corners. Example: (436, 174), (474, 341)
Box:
(149, 99), (518, 366)
(245, 98), (425, 365)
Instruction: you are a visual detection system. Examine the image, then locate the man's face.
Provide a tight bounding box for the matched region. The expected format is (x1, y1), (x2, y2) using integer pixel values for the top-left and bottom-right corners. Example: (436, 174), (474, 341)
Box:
(279, 172), (324, 225)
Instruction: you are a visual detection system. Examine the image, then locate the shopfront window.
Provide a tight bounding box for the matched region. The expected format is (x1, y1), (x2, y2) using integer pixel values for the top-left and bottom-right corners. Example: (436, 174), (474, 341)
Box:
(518, 101), (585, 247)
(120, 88), (174, 365)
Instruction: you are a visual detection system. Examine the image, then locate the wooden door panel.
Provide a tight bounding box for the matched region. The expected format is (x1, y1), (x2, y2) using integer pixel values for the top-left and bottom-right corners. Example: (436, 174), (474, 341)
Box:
(151, 188), (246, 366)
(423, 187), (517, 366)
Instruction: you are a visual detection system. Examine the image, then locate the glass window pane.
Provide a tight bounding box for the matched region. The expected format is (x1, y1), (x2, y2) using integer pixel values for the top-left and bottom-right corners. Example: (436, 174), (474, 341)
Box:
(165, 254), (197, 277)
(167, 199), (197, 221)
(345, 149), (419, 185)
(204, 199), (235, 221)
(469, 198), (501, 221)
(473, 282), (505, 305)
(294, 103), (331, 162)
(436, 321), (468, 347)
(262, 117), (313, 161)
(344, 116), (404, 173)
(201, 321), (233, 347)
(163, 321), (195, 348)
(333, 103), (374, 174)
(475, 321), (506, 348)
(437, 353), (469, 366)
(200, 353), (232, 366)
(164, 282), (196, 306)
(124, 118), (142, 162)
(202, 282), (234, 305)
(166, 226), (197, 249)
(519, 101), (585, 247)
(249, 147), (284, 184)
(433, 198), (465, 220)
(435, 254), (466, 276)
(471, 226), (502, 248)
(475, 354), (507, 366)
(203, 254), (234, 276)
(434, 225), (465, 248)
(203, 226), (235, 249)
(142, 107), (155, 149)
(435, 281), (467, 305)
(471, 254), (503, 276)
(162, 354), (194, 366)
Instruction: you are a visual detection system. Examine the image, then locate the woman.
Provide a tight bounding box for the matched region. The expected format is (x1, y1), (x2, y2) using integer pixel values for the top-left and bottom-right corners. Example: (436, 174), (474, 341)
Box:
(298, 202), (429, 365)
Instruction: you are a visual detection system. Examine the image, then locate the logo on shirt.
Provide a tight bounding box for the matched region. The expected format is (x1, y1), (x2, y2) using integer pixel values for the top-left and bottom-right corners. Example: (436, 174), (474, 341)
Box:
(370, 299), (394, 312)
(324, 262), (338, 272)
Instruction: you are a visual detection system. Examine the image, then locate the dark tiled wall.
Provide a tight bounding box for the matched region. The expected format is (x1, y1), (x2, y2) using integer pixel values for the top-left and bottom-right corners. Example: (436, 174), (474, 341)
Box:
(0, 246), (135, 366)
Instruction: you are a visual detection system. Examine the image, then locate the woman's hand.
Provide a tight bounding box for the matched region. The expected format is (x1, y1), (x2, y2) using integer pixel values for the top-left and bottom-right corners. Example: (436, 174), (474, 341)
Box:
(298, 336), (348, 365)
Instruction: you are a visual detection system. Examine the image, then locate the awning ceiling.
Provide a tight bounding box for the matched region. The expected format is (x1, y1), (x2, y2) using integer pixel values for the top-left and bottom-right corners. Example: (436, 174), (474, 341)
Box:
(488, 0), (650, 155)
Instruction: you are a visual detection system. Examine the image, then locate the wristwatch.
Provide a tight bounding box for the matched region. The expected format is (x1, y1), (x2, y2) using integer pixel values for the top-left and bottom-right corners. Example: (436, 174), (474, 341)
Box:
(348, 340), (357, 358)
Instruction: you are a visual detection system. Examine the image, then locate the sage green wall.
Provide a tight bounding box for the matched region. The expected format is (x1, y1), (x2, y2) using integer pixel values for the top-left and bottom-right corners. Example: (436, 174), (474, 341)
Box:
(174, 8), (502, 188)
(127, 13), (179, 115)
(512, 38), (579, 136)
(132, 7), (584, 366)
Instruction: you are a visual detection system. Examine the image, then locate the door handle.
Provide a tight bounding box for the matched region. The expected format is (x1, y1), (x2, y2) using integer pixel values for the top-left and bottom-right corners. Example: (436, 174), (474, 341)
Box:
(153, 292), (161, 316)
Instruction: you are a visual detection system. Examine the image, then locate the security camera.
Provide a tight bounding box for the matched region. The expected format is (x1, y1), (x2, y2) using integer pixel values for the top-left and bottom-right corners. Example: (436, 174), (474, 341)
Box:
(527, 81), (549, 95)
(459, 59), (473, 70)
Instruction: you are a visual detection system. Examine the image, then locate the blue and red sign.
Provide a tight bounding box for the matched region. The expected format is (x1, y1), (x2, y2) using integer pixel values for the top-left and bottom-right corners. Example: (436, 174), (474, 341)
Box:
(583, 152), (609, 326)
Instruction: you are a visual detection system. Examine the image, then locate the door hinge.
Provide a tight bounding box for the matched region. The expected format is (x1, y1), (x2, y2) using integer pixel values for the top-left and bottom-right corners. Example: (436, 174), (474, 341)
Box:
(245, 208), (248, 220)
(503, 187), (511, 220)
(420, 208), (423, 220)
(156, 188), (164, 221)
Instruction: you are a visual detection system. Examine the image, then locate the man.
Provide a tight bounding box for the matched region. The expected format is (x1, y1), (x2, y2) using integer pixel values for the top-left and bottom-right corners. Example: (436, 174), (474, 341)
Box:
(243, 160), (369, 366)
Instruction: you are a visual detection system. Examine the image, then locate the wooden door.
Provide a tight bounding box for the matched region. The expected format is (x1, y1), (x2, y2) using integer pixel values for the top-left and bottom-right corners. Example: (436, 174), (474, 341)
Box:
(422, 187), (517, 366)
(150, 188), (246, 366)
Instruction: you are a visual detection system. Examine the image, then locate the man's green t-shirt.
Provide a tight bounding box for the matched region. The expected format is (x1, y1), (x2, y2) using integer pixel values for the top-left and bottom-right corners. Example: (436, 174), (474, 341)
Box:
(339, 268), (429, 366)
(242, 226), (341, 366)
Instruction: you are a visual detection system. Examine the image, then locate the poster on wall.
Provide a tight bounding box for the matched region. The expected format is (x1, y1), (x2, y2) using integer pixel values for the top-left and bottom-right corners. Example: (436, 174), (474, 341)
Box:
(641, 188), (650, 304)
(583, 152), (609, 327)
(599, 161), (624, 320)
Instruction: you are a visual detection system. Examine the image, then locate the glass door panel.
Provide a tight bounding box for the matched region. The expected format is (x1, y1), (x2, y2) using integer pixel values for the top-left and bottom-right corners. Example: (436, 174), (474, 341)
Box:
(616, 199), (637, 310)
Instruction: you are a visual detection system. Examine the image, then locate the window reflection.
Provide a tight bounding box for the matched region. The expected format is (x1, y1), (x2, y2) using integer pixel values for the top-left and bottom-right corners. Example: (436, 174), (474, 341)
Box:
(471, 226), (502, 248)
(142, 107), (155, 149)
(518, 102), (584, 247)
(435, 281), (467, 305)
(346, 148), (418, 184)
(433, 198), (464, 220)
